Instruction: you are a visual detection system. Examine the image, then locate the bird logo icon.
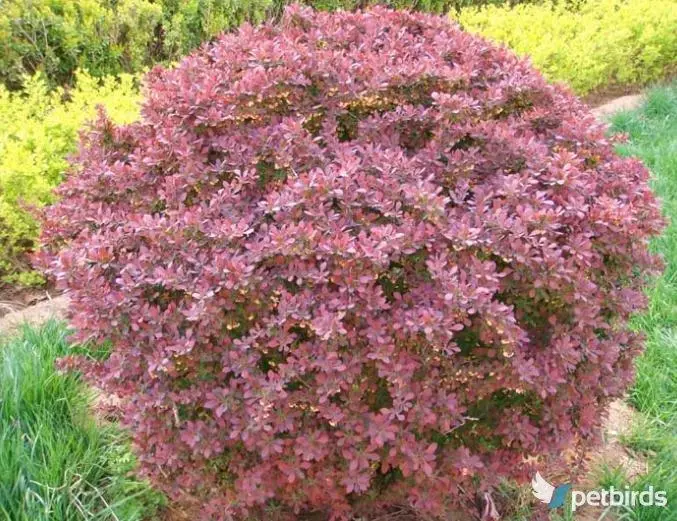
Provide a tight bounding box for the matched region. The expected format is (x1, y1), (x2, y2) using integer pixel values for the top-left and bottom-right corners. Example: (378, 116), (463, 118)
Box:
(531, 472), (572, 509)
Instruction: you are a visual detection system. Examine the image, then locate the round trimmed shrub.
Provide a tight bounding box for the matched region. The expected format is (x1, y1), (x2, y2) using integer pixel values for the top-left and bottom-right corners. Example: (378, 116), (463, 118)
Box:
(38, 5), (663, 520)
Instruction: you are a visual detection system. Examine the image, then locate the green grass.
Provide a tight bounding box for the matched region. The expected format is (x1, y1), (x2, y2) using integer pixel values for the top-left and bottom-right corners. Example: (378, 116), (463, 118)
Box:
(0, 321), (163, 521)
(603, 84), (677, 521)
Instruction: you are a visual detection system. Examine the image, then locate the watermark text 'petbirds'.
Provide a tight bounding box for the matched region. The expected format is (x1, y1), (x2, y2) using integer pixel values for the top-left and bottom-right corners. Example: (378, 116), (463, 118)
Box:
(532, 472), (668, 512)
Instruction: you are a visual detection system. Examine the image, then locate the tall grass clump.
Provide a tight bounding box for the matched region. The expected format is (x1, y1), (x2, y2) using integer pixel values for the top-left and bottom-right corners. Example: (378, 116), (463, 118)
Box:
(0, 321), (162, 521)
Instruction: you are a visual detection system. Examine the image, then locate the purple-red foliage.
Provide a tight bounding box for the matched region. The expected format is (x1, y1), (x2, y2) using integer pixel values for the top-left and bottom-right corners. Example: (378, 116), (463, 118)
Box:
(38, 5), (663, 520)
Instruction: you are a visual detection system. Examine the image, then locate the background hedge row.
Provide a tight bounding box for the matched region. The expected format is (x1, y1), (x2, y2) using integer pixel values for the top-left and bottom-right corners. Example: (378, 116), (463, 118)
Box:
(1, 0), (527, 90)
(457, 0), (677, 94)
(4, 1), (673, 93)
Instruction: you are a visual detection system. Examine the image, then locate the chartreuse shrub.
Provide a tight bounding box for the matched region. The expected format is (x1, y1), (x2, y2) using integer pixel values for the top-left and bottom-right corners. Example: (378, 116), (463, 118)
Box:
(0, 0), (275, 90)
(0, 0), (163, 90)
(456, 0), (677, 95)
(0, 72), (141, 284)
(38, 6), (663, 520)
(0, 321), (163, 521)
(0, 0), (541, 90)
(281, 0), (531, 14)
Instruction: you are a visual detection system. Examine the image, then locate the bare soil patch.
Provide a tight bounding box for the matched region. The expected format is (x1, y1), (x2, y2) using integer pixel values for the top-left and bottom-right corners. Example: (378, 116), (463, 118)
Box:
(572, 401), (648, 521)
(0, 293), (68, 338)
(583, 84), (645, 109)
(590, 94), (645, 120)
(0, 283), (56, 319)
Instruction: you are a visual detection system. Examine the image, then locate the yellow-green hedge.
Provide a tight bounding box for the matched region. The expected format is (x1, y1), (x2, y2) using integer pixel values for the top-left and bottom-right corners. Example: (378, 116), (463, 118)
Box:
(0, 0), (163, 90)
(0, 73), (141, 284)
(455, 0), (677, 94)
(2, 0), (536, 90)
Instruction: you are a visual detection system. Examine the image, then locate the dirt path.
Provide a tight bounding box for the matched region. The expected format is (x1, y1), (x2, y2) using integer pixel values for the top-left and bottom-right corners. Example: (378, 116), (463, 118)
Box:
(591, 94), (644, 120)
(0, 294), (69, 338)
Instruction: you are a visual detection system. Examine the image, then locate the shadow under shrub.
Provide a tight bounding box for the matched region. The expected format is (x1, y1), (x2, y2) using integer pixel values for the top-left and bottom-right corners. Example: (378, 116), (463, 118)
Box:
(38, 5), (663, 520)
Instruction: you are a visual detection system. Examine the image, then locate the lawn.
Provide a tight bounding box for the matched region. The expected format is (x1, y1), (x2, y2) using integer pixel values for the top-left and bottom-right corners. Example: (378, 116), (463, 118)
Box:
(1, 84), (676, 520)
(602, 84), (677, 521)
